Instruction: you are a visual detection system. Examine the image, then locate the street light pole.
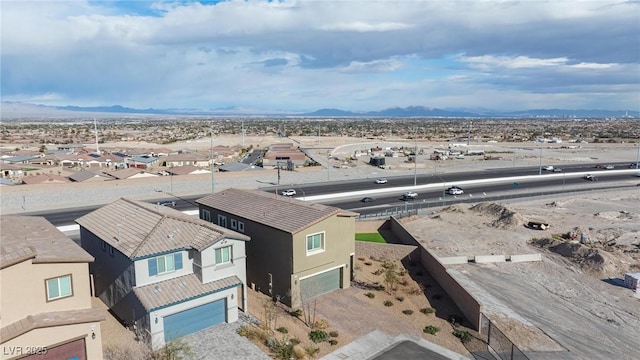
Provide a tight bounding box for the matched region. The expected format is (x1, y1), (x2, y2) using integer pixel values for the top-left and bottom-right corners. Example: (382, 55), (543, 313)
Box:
(210, 125), (215, 193)
(636, 140), (640, 169)
(413, 127), (418, 187)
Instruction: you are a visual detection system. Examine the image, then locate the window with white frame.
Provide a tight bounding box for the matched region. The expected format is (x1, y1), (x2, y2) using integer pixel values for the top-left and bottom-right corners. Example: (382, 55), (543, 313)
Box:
(238, 221), (245, 233)
(201, 209), (211, 222)
(230, 218), (237, 230)
(215, 246), (232, 265)
(148, 253), (183, 276)
(217, 214), (227, 227)
(306, 232), (325, 254)
(46, 275), (73, 301)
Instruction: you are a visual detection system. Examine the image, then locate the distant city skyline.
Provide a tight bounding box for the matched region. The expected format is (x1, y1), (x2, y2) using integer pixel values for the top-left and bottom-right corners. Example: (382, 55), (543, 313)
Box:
(2, 0), (639, 112)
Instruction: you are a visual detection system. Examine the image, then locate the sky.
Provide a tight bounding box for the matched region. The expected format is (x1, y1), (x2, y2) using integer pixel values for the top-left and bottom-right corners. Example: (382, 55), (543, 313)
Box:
(2, 0), (639, 112)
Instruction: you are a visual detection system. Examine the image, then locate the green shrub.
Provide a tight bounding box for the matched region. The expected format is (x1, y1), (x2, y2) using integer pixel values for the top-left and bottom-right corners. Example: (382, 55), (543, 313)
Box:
(453, 329), (473, 344)
(420, 307), (435, 315)
(383, 300), (393, 307)
(448, 314), (464, 327)
(364, 292), (375, 298)
(402, 309), (414, 315)
(268, 339), (294, 360)
(276, 326), (288, 334)
(395, 296), (405, 302)
(309, 330), (328, 343)
(329, 331), (339, 338)
(328, 339), (338, 346)
(423, 325), (440, 335)
(305, 346), (320, 356)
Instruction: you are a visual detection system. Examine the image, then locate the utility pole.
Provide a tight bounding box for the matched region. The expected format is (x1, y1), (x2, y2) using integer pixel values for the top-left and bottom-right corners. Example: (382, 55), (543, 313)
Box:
(413, 127), (418, 187)
(467, 120), (472, 146)
(210, 125), (215, 193)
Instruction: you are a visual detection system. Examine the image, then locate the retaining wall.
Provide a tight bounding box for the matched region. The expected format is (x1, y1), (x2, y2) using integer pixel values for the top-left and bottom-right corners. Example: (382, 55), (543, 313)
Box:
(388, 217), (482, 330)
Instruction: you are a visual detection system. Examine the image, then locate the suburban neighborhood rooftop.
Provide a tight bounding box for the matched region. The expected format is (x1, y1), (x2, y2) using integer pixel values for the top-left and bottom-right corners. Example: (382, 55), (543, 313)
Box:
(196, 188), (358, 234)
(75, 198), (249, 259)
(0, 216), (94, 268)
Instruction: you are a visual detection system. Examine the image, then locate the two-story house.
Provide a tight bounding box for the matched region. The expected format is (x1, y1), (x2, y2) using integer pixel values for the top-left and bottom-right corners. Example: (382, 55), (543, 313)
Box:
(196, 188), (358, 309)
(76, 198), (250, 350)
(0, 216), (104, 360)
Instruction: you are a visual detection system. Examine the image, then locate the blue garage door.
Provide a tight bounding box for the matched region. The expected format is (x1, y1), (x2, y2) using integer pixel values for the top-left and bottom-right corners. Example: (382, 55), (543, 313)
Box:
(164, 299), (226, 342)
(301, 267), (341, 300)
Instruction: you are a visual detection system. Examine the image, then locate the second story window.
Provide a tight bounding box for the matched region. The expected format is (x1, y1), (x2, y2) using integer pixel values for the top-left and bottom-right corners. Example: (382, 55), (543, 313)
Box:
(217, 215), (227, 227)
(148, 253), (183, 276)
(215, 246), (232, 265)
(201, 209), (211, 222)
(46, 274), (73, 301)
(306, 232), (325, 255)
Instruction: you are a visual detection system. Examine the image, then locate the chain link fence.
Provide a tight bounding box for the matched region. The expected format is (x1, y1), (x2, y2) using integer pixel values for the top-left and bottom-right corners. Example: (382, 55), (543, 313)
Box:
(478, 313), (529, 360)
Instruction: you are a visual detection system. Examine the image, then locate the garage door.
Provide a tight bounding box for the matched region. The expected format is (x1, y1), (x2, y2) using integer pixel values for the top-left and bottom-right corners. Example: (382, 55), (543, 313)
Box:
(164, 299), (226, 342)
(300, 267), (341, 300)
(23, 338), (85, 360)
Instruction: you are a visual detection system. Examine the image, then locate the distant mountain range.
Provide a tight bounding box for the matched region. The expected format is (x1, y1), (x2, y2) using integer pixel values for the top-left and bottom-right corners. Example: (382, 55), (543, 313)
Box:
(1, 101), (638, 119)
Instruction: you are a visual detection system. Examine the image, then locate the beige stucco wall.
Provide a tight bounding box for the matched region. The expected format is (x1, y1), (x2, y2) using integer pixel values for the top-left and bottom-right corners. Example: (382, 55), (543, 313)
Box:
(0, 322), (102, 360)
(0, 261), (92, 325)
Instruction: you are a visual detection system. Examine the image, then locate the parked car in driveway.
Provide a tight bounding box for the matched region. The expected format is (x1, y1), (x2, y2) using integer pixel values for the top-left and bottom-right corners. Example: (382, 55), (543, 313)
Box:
(375, 178), (388, 184)
(281, 189), (296, 196)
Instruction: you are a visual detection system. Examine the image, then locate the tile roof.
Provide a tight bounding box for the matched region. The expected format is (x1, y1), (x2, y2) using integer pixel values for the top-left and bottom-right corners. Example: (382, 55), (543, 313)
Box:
(21, 174), (71, 185)
(196, 188), (358, 234)
(68, 169), (111, 182)
(102, 168), (147, 179)
(133, 274), (242, 312)
(0, 308), (105, 343)
(76, 198), (249, 259)
(0, 216), (94, 268)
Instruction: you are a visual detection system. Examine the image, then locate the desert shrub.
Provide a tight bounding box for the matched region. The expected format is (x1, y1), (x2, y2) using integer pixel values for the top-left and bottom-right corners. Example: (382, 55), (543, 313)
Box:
(453, 329), (473, 344)
(383, 300), (393, 307)
(399, 269), (407, 276)
(402, 309), (414, 315)
(357, 256), (365, 261)
(238, 325), (269, 342)
(420, 307), (435, 315)
(313, 319), (329, 330)
(329, 331), (339, 338)
(309, 330), (329, 343)
(448, 314), (464, 327)
(290, 338), (301, 345)
(423, 325), (440, 335)
(329, 339), (338, 346)
(364, 261), (373, 266)
(364, 292), (375, 298)
(292, 344), (306, 359)
(305, 346), (320, 357)
(373, 268), (384, 275)
(267, 339), (294, 360)
(395, 296), (405, 302)
(152, 338), (193, 360)
(276, 326), (288, 334)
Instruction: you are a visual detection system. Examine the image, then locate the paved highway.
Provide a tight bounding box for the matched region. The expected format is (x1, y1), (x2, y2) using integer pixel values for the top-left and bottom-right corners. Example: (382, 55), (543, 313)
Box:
(25, 163), (640, 227)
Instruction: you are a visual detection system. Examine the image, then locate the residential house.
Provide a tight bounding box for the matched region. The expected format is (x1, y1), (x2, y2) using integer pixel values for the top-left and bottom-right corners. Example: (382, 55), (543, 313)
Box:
(69, 170), (113, 183)
(0, 216), (104, 360)
(218, 162), (264, 172)
(162, 153), (210, 168)
(126, 155), (159, 169)
(76, 198), (250, 350)
(0, 163), (23, 180)
(22, 174), (71, 185)
(102, 168), (157, 180)
(166, 165), (211, 176)
(196, 188), (357, 308)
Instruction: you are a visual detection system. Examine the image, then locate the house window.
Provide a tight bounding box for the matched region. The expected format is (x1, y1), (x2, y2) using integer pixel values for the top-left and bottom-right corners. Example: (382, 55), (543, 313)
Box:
(217, 215), (227, 228)
(148, 253), (183, 276)
(238, 221), (245, 233)
(306, 232), (325, 254)
(230, 219), (237, 230)
(201, 209), (211, 222)
(46, 275), (73, 301)
(215, 246), (232, 265)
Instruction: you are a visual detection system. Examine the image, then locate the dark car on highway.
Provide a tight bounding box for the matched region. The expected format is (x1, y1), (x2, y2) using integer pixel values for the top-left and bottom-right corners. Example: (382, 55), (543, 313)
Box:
(361, 197), (375, 203)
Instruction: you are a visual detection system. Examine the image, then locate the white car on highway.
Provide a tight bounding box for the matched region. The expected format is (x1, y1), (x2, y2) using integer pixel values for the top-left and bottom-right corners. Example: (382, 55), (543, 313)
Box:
(402, 191), (418, 199)
(447, 187), (464, 195)
(375, 178), (388, 184)
(281, 189), (296, 196)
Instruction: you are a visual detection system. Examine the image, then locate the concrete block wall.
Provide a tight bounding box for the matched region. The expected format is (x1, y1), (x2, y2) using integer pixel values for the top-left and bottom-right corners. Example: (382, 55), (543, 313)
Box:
(388, 217), (482, 331)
